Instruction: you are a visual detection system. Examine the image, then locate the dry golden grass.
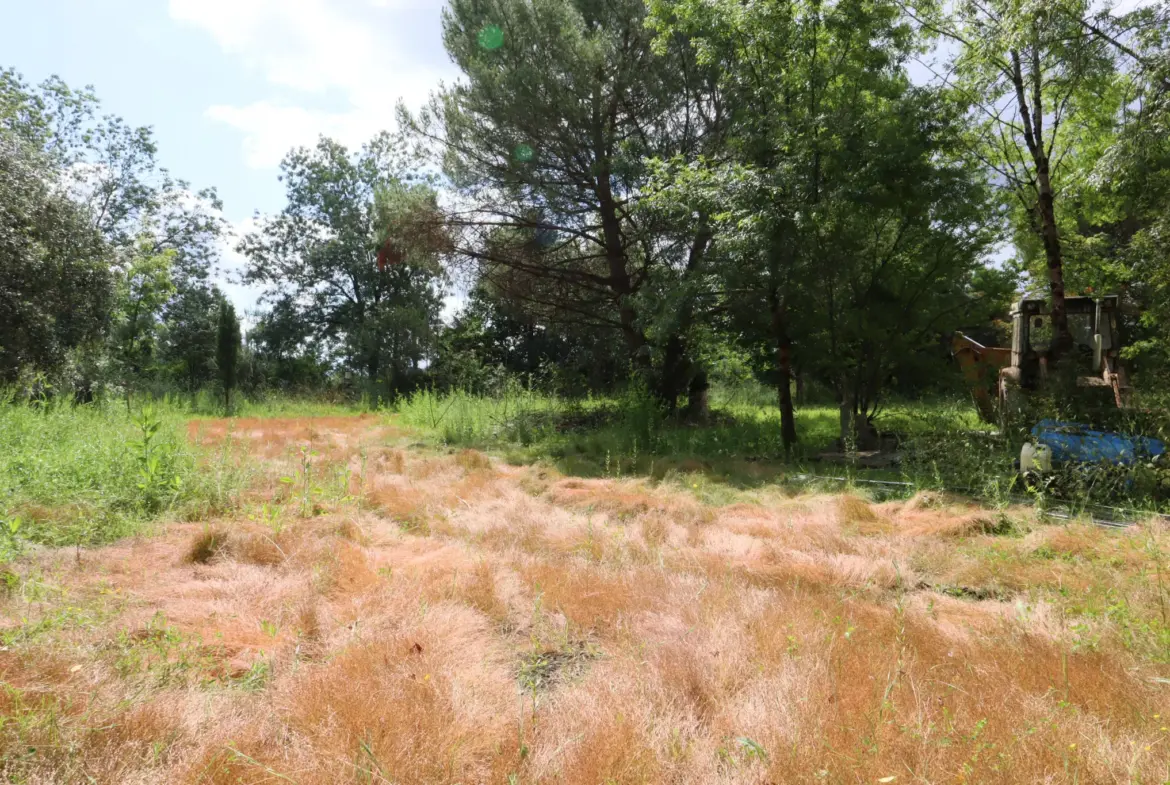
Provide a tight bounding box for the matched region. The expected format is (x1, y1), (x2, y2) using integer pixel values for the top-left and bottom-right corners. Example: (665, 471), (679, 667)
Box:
(365, 482), (430, 533)
(454, 448), (493, 472)
(2, 414), (1169, 784)
(186, 525), (229, 564)
(454, 560), (510, 623)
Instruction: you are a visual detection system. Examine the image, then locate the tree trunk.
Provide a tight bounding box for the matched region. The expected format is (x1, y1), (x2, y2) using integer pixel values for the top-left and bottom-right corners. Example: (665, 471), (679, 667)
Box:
(656, 334), (689, 413)
(1036, 162), (1072, 356)
(367, 355), (381, 403)
(770, 290), (797, 452)
(777, 333), (797, 453)
(838, 384), (879, 452)
(655, 225), (712, 412)
(592, 92), (648, 365)
(684, 370), (709, 423)
(1009, 45), (1071, 358)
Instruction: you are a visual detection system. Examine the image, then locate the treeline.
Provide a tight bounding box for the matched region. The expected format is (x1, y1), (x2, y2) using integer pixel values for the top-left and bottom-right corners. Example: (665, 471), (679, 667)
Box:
(1, 69), (243, 400)
(3, 1), (1170, 445)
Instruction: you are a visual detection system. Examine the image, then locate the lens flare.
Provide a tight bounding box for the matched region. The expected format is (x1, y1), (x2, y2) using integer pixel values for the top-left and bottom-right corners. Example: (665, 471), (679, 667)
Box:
(478, 24), (504, 50)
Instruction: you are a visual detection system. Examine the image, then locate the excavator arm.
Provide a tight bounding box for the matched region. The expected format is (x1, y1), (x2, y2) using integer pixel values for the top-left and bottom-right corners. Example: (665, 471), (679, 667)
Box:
(952, 332), (1012, 424)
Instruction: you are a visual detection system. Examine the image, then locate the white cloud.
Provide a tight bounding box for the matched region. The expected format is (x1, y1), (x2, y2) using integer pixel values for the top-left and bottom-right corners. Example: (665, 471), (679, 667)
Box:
(213, 215), (266, 318)
(169, 0), (456, 168)
(1109, 0), (1159, 14)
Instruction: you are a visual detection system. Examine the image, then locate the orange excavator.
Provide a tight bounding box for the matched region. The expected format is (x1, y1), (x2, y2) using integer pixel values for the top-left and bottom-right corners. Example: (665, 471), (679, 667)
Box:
(953, 294), (1130, 424)
(951, 332), (1012, 422)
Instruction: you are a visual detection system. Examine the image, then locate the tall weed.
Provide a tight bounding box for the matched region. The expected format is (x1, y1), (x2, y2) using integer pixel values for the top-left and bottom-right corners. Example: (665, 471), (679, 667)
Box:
(0, 396), (246, 552)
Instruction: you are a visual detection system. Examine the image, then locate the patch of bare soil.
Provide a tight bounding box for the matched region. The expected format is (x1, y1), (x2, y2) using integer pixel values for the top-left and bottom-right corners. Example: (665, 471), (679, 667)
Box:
(2, 417), (1168, 784)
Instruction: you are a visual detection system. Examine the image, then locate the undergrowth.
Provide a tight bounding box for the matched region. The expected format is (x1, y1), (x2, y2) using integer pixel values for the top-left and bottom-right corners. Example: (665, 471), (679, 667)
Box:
(0, 397), (251, 554)
(393, 384), (846, 467)
(394, 386), (1170, 514)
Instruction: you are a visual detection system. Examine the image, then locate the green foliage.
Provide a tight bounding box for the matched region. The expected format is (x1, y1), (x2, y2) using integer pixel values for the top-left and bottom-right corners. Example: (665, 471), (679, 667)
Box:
(429, 281), (628, 397)
(0, 132), (111, 382)
(916, 0), (1124, 352)
(130, 404), (184, 514)
(395, 384), (849, 473)
(0, 397), (248, 553)
(1041, 4), (1170, 377)
(158, 283), (220, 390)
(646, 0), (1004, 445)
(239, 135), (446, 400)
(110, 241), (177, 383)
(216, 297), (241, 412)
(1, 67), (231, 394)
(3, 6), (1170, 524)
(410, 0), (722, 404)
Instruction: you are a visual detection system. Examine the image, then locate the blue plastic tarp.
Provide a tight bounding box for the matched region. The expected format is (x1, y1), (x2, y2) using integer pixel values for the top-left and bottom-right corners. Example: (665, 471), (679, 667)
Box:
(1032, 419), (1166, 466)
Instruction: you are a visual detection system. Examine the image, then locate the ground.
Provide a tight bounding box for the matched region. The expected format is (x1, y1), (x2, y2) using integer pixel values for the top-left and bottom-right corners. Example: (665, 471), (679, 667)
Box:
(1, 414), (1169, 784)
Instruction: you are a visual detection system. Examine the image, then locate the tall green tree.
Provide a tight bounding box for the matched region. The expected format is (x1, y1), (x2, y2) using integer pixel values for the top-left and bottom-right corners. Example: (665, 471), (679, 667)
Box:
(157, 284), (220, 390)
(1040, 3), (1170, 375)
(216, 297), (241, 412)
(109, 240), (176, 385)
(0, 133), (110, 382)
(407, 0), (724, 409)
(649, 0), (1005, 447)
(2, 68), (229, 391)
(913, 0), (1120, 355)
(239, 135), (447, 399)
(248, 296), (330, 391)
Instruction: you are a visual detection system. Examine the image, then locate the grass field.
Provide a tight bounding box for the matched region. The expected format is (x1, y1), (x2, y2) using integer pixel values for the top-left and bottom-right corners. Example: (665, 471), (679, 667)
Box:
(392, 387), (992, 482)
(1, 401), (1169, 783)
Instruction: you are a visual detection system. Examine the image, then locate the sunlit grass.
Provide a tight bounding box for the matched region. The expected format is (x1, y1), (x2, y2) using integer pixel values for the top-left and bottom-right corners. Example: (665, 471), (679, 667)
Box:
(0, 397), (253, 551)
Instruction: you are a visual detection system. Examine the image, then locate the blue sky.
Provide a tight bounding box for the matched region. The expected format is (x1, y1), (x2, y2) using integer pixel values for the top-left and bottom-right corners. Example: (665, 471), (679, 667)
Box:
(2, 0), (459, 311)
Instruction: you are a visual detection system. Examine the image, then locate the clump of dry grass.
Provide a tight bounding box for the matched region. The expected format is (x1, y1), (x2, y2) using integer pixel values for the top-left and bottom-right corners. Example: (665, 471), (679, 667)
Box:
(899, 510), (999, 538)
(187, 523), (302, 566)
(455, 448), (492, 472)
(335, 518), (367, 544)
(366, 484), (430, 533)
(186, 525), (229, 564)
(288, 643), (468, 782)
(523, 562), (665, 635)
(232, 529), (289, 566)
(836, 494), (895, 535)
(458, 560), (510, 623)
(551, 710), (660, 784)
(550, 478), (698, 522)
(837, 493), (878, 523)
(323, 541), (380, 597)
(374, 448), (407, 474)
(639, 514), (670, 548)
(278, 612), (517, 784)
(295, 601), (322, 643)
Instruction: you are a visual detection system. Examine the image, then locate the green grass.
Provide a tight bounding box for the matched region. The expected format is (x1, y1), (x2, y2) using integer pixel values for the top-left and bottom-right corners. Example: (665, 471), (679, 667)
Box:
(4, 380), (1165, 563)
(0, 397), (251, 554)
(167, 388), (373, 418)
(392, 386), (1170, 513)
(392, 386), (840, 468)
(391, 386), (954, 480)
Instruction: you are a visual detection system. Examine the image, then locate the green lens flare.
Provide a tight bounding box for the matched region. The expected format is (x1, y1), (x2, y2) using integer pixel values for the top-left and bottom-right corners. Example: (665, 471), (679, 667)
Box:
(478, 24), (504, 50)
(514, 144), (534, 162)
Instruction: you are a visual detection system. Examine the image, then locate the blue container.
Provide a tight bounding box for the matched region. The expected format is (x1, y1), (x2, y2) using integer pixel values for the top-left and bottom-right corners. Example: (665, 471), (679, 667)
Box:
(1032, 419), (1166, 466)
